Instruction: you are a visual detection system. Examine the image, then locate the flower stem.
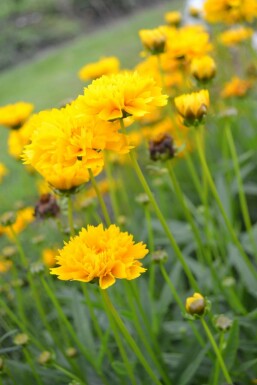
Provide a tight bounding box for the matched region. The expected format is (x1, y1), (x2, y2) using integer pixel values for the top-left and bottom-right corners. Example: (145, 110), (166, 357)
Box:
(89, 168), (111, 226)
(67, 195), (75, 236)
(195, 129), (257, 280)
(225, 122), (257, 259)
(10, 225), (27, 268)
(104, 152), (119, 221)
(102, 289), (165, 385)
(201, 318), (233, 384)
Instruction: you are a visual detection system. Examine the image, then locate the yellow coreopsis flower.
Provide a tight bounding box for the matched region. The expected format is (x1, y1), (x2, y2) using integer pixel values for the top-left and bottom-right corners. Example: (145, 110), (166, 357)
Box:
(185, 293), (206, 316)
(221, 76), (252, 98)
(50, 224), (148, 289)
(165, 25), (213, 62)
(0, 163), (8, 183)
(203, 0), (257, 24)
(77, 71), (168, 121)
(23, 105), (130, 191)
(219, 27), (253, 46)
(0, 102), (34, 129)
(174, 89), (210, 126)
(190, 55), (216, 82)
(0, 207), (35, 240)
(164, 11), (182, 27)
(139, 27), (167, 55)
(78, 56), (120, 81)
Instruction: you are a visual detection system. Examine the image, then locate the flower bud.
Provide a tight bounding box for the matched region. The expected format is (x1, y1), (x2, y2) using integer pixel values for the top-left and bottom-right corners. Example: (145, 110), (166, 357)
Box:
(174, 90), (210, 126)
(0, 212), (16, 227)
(152, 250), (168, 264)
(185, 293), (206, 316)
(139, 27), (166, 55)
(214, 314), (233, 332)
(164, 11), (182, 27)
(190, 56), (216, 82)
(37, 351), (52, 365)
(149, 134), (176, 161)
(34, 193), (60, 219)
(13, 333), (29, 346)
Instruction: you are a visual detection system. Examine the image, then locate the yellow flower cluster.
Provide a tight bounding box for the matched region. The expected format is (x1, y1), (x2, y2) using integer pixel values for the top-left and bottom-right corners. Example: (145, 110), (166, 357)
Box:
(204, 0), (257, 24)
(0, 102), (34, 129)
(219, 27), (253, 46)
(78, 56), (120, 81)
(50, 224), (148, 289)
(23, 104), (130, 191)
(77, 71), (168, 121)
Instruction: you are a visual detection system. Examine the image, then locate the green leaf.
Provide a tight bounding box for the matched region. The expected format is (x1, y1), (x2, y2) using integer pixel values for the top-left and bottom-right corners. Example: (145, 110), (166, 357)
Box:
(177, 343), (210, 385)
(111, 361), (130, 376)
(223, 320), (239, 370)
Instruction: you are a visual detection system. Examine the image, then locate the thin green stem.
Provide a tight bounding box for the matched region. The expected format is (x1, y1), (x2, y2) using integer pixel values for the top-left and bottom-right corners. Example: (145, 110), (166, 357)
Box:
(102, 289), (164, 385)
(144, 206), (156, 303)
(101, 290), (136, 385)
(104, 152), (120, 221)
(212, 332), (224, 385)
(195, 130), (257, 280)
(89, 168), (111, 226)
(201, 319), (232, 384)
(23, 348), (44, 385)
(225, 123), (257, 259)
(53, 364), (88, 385)
(9, 226), (27, 267)
(67, 195), (75, 236)
(119, 117), (199, 290)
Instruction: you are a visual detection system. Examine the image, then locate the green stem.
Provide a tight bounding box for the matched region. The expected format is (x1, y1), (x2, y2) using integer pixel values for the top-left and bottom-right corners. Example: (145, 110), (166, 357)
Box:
(53, 364), (88, 385)
(119, 117), (198, 290)
(225, 122), (257, 259)
(195, 130), (257, 280)
(212, 333), (224, 385)
(10, 225), (27, 267)
(102, 290), (164, 385)
(201, 319), (232, 384)
(104, 152), (120, 221)
(101, 290), (136, 385)
(24, 348), (44, 385)
(89, 168), (111, 226)
(160, 263), (206, 348)
(67, 195), (75, 236)
(144, 206), (156, 303)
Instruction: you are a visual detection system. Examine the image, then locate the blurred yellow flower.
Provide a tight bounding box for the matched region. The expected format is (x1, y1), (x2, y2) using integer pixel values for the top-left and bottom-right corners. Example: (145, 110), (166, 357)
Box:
(139, 27), (167, 54)
(219, 27), (253, 46)
(185, 292), (206, 315)
(203, 0), (257, 24)
(50, 224), (148, 289)
(174, 90), (210, 126)
(0, 102), (34, 129)
(190, 55), (216, 81)
(164, 11), (182, 27)
(0, 258), (13, 273)
(221, 76), (252, 98)
(1, 207), (34, 240)
(42, 248), (57, 267)
(78, 56), (120, 81)
(0, 163), (8, 183)
(77, 71), (168, 121)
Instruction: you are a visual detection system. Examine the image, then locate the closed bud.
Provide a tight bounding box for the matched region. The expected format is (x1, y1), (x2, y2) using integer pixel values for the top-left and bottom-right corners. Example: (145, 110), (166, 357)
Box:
(139, 27), (166, 55)
(185, 293), (206, 316)
(34, 193), (60, 219)
(0, 212), (16, 227)
(37, 351), (52, 365)
(149, 134), (176, 161)
(190, 56), (216, 82)
(214, 314), (233, 332)
(13, 333), (29, 346)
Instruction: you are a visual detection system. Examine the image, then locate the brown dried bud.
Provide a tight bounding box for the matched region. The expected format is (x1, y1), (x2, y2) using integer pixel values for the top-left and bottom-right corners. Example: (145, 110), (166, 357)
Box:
(149, 134), (176, 162)
(34, 194), (60, 219)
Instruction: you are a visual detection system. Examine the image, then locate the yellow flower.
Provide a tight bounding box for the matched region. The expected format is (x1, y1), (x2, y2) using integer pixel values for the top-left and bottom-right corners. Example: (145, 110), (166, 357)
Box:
(42, 249), (57, 267)
(190, 55), (216, 82)
(0, 163), (8, 183)
(1, 207), (35, 240)
(189, 6), (201, 18)
(165, 25), (213, 61)
(139, 27), (167, 55)
(185, 293), (206, 315)
(8, 113), (39, 160)
(0, 259), (13, 273)
(78, 56), (120, 81)
(77, 71), (168, 121)
(203, 0), (257, 24)
(219, 27), (253, 46)
(174, 89), (210, 125)
(50, 224), (148, 289)
(164, 11), (182, 27)
(0, 102), (34, 129)
(23, 105), (130, 191)
(221, 76), (252, 98)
